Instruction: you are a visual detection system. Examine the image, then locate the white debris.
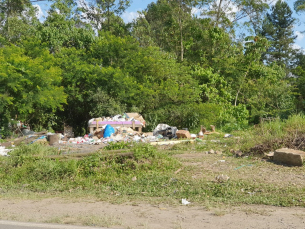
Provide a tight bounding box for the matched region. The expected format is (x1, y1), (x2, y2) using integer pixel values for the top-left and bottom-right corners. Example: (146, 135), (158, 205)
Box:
(181, 198), (191, 205)
(0, 146), (13, 156)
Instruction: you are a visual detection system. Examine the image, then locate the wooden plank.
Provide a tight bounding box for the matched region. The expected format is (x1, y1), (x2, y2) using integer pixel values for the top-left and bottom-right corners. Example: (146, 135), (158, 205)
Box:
(150, 140), (195, 145)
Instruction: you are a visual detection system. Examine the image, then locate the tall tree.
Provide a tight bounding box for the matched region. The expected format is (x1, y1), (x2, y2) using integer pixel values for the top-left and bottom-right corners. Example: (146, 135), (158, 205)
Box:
(260, 0), (296, 67)
(133, 0), (195, 62)
(0, 0), (39, 43)
(199, 0), (271, 33)
(78, 0), (130, 35)
(36, 0), (95, 53)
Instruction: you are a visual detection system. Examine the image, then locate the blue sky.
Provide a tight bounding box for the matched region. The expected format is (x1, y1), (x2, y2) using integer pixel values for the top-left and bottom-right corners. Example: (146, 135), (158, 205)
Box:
(34, 0), (305, 49)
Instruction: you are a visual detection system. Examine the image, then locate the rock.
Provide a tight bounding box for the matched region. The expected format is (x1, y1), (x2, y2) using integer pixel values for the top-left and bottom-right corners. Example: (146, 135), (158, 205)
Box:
(234, 150), (243, 157)
(176, 130), (191, 139)
(273, 148), (305, 166)
(208, 149), (215, 154)
(215, 174), (230, 183)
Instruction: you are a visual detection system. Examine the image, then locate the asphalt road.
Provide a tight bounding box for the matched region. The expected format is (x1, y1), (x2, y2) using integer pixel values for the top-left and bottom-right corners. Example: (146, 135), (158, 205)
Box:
(0, 220), (117, 229)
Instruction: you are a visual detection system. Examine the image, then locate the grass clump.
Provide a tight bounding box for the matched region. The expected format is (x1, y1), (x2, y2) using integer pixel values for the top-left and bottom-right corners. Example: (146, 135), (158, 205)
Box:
(231, 114), (305, 155)
(0, 143), (181, 195)
(104, 141), (132, 150)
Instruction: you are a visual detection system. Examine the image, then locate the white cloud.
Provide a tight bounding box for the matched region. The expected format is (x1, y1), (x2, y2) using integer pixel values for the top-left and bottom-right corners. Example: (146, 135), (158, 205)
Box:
(191, 7), (200, 15)
(121, 11), (139, 23)
(295, 31), (304, 41)
(33, 4), (44, 19)
(292, 43), (301, 50)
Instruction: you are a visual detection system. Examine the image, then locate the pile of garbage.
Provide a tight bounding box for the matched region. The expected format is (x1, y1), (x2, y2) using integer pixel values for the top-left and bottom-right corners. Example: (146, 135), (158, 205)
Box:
(59, 123), (206, 145)
(61, 125), (159, 145)
(88, 113), (146, 128)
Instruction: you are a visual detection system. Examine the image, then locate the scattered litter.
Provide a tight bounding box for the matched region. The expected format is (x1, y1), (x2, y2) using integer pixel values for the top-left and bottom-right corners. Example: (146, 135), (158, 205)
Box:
(224, 134), (233, 138)
(181, 198), (191, 205)
(30, 135), (47, 144)
(191, 134), (197, 139)
(234, 164), (253, 170)
(218, 160), (225, 162)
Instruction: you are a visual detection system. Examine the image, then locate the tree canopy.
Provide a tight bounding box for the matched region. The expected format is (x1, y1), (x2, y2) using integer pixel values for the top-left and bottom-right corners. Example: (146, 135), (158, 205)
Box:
(0, 0), (303, 136)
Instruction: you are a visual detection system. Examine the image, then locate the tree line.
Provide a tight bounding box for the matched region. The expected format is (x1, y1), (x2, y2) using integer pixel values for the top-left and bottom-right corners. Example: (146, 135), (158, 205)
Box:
(0, 0), (304, 136)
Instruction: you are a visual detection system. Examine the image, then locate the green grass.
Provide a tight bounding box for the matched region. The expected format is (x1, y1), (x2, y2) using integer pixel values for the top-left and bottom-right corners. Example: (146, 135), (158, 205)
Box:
(2, 119), (305, 208)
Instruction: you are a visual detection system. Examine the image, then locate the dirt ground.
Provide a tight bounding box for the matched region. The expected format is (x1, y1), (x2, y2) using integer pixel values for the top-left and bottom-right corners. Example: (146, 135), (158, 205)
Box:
(0, 198), (305, 229)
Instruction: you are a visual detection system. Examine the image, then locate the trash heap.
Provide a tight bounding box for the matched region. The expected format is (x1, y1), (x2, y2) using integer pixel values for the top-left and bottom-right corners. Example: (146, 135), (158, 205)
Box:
(88, 113), (145, 126)
(62, 125), (159, 145)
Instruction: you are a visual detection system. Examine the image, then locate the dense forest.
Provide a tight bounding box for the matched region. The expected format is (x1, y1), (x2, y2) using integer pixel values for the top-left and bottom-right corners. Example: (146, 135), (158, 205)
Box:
(1, 0), (305, 136)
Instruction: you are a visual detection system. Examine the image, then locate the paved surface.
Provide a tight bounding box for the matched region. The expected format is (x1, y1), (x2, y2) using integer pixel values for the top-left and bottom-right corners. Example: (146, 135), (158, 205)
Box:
(0, 220), (115, 229)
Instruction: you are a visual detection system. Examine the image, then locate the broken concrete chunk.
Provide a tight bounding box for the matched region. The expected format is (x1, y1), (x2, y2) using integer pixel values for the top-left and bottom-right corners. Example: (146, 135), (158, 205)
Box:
(208, 149), (215, 154)
(215, 174), (229, 183)
(176, 130), (191, 139)
(274, 148), (305, 166)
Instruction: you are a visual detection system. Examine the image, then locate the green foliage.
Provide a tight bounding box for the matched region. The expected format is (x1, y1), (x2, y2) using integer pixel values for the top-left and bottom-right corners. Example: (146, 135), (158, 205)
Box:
(260, 0), (296, 67)
(219, 104), (249, 132)
(294, 0), (305, 12)
(0, 0), (39, 44)
(36, 0), (95, 53)
(104, 141), (131, 150)
(0, 43), (66, 129)
(78, 0), (130, 35)
(191, 65), (232, 103)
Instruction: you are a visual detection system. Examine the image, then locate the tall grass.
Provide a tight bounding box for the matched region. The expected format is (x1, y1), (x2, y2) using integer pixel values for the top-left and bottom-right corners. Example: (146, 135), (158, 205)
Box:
(0, 143), (180, 193)
(237, 114), (305, 154)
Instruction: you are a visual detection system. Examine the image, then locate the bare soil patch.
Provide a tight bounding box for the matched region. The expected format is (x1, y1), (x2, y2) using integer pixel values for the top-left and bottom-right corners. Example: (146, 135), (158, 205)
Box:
(0, 198), (305, 229)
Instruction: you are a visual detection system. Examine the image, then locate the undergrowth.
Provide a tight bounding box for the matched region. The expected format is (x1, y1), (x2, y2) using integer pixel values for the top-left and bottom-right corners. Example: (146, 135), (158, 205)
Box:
(232, 114), (305, 155)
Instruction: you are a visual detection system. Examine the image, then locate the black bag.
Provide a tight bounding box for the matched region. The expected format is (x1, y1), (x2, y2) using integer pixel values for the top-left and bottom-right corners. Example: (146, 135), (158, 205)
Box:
(158, 127), (177, 139)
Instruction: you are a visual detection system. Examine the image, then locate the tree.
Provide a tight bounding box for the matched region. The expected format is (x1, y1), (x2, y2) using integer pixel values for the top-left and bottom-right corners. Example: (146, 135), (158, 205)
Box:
(36, 0), (95, 53)
(294, 0), (305, 12)
(133, 0), (195, 62)
(198, 0), (271, 33)
(78, 0), (130, 35)
(0, 42), (66, 132)
(0, 0), (39, 43)
(260, 0), (296, 67)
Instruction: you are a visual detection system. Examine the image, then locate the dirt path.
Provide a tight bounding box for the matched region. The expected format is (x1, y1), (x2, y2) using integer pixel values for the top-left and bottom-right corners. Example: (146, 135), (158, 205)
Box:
(0, 198), (305, 229)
